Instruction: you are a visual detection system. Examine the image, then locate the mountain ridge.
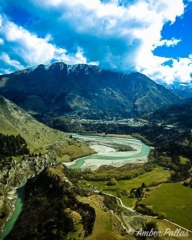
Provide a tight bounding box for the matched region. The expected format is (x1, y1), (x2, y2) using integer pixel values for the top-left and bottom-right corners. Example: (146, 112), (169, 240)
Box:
(0, 62), (182, 119)
(145, 97), (192, 128)
(163, 82), (192, 98)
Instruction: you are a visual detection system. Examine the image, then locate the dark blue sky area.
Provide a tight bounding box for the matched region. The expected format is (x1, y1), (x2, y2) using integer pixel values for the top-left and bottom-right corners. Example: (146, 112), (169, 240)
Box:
(154, 3), (192, 58)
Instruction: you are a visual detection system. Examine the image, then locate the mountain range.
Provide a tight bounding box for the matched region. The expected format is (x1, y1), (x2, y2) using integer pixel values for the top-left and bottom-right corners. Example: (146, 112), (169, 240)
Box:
(0, 62), (181, 119)
(163, 82), (192, 98)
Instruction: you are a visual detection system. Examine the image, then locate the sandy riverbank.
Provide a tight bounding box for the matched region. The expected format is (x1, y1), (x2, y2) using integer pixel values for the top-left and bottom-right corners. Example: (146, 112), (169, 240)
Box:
(64, 135), (150, 171)
(80, 156), (148, 171)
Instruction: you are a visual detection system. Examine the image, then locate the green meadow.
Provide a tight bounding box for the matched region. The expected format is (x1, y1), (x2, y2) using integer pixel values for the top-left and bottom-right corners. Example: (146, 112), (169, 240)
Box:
(86, 167), (170, 207)
(142, 182), (192, 231)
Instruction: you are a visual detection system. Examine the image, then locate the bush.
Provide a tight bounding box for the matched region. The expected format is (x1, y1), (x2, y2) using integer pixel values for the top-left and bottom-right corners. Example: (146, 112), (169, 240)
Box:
(106, 178), (117, 186)
(129, 193), (135, 198)
(144, 219), (158, 231)
(157, 212), (166, 219)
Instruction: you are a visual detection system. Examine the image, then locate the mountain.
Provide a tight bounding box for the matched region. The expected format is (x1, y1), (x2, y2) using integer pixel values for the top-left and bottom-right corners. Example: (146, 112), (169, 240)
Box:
(0, 62), (181, 119)
(163, 82), (192, 98)
(145, 97), (192, 128)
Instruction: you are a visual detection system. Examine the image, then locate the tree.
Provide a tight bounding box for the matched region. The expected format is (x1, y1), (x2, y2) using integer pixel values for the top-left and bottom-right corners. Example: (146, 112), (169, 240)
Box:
(129, 193), (135, 198)
(141, 182), (147, 188)
(107, 177), (117, 186)
(144, 219), (158, 232)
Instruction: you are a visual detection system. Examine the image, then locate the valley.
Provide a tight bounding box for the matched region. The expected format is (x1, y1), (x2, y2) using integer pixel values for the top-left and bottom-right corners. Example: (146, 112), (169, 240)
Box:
(0, 63), (192, 239)
(1, 129), (192, 239)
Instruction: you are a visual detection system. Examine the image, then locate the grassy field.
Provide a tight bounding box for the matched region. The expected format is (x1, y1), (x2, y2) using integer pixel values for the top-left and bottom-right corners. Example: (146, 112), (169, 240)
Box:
(117, 167), (170, 191)
(58, 143), (94, 161)
(85, 167), (170, 207)
(65, 209), (84, 239)
(142, 183), (192, 231)
(86, 232), (135, 240)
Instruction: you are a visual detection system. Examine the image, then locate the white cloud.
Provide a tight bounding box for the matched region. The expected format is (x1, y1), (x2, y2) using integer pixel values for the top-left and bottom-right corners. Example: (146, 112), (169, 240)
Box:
(157, 38), (181, 47)
(132, 0), (191, 84)
(0, 0), (191, 84)
(30, 0), (189, 82)
(0, 52), (24, 69)
(136, 54), (192, 84)
(0, 14), (92, 72)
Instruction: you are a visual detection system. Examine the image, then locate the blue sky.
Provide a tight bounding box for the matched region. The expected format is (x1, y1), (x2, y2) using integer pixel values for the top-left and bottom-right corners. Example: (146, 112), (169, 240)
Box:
(0, 0), (192, 84)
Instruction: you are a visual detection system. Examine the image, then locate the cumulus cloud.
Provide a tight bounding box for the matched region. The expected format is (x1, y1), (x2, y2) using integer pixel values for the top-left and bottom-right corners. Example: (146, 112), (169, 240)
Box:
(157, 38), (181, 47)
(0, 13), (94, 74)
(0, 0), (191, 83)
(0, 52), (24, 69)
(136, 55), (192, 84)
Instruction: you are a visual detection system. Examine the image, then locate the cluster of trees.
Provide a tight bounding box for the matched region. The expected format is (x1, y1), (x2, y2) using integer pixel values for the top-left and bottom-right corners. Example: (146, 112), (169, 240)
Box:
(153, 131), (192, 181)
(69, 161), (156, 183)
(103, 194), (121, 214)
(0, 133), (29, 158)
(7, 164), (96, 240)
(44, 117), (85, 134)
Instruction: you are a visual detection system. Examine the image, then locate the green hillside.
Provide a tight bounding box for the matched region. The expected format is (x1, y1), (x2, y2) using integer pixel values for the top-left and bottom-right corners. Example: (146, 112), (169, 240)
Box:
(0, 95), (68, 150)
(0, 95), (93, 158)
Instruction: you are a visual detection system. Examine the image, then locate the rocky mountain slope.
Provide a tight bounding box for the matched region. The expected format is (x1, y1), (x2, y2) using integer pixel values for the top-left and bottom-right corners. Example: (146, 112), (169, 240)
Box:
(0, 150), (60, 236)
(0, 62), (181, 119)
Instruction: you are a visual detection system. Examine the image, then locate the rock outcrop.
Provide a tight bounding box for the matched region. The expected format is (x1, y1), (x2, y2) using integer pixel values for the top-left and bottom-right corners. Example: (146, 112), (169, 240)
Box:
(0, 153), (59, 235)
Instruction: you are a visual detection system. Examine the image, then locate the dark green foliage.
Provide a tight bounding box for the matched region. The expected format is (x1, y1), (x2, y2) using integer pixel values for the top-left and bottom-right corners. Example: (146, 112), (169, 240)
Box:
(145, 219), (158, 231)
(106, 177), (117, 186)
(141, 182), (147, 188)
(45, 117), (86, 134)
(157, 212), (166, 219)
(129, 193), (135, 198)
(69, 161), (155, 183)
(0, 133), (29, 159)
(130, 187), (143, 199)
